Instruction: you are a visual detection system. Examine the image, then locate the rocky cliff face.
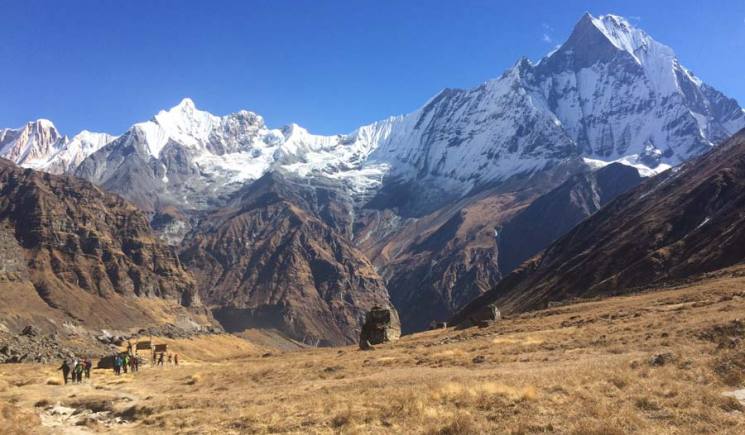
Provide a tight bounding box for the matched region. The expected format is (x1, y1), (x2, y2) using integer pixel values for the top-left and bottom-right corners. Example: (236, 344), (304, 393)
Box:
(453, 128), (745, 322)
(497, 162), (643, 274)
(356, 160), (585, 332)
(180, 172), (391, 346)
(0, 159), (210, 333)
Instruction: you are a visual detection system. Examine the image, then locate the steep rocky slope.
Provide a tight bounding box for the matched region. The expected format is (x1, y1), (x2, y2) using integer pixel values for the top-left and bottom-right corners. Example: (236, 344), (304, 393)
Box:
(180, 172), (391, 346)
(497, 162), (643, 274)
(454, 128), (745, 322)
(357, 160), (589, 332)
(0, 159), (210, 334)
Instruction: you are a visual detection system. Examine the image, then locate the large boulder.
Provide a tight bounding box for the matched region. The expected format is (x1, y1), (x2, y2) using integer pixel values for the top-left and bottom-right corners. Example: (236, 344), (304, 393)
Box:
(458, 303), (501, 329)
(359, 306), (401, 349)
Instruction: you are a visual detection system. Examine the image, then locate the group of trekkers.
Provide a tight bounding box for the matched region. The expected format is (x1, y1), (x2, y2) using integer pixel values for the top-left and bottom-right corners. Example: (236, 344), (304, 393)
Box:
(152, 352), (179, 367)
(56, 345), (181, 384)
(113, 352), (140, 375)
(57, 357), (92, 385)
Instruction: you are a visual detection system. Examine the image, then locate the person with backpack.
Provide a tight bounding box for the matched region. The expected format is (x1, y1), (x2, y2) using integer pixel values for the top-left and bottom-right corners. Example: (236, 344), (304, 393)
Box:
(113, 354), (121, 375)
(122, 354), (129, 374)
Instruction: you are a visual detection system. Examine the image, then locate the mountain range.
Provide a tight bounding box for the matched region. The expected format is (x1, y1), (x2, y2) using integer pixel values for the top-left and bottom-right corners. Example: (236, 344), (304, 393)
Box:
(454, 127), (745, 323)
(2, 13), (744, 344)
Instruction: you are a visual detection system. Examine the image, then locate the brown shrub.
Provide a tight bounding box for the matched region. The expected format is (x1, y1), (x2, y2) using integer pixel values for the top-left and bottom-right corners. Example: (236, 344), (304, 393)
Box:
(428, 412), (479, 435)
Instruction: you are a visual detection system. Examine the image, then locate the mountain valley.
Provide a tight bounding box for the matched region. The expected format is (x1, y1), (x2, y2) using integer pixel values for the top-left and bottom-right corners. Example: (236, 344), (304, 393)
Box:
(1, 13), (744, 345)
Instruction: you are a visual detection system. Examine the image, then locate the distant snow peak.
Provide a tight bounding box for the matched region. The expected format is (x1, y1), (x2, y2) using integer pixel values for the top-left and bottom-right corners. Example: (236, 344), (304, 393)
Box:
(175, 97), (196, 110)
(0, 119), (115, 174)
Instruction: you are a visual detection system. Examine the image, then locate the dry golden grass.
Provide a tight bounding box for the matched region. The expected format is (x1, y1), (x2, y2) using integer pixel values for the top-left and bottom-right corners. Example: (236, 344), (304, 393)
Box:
(4, 268), (745, 433)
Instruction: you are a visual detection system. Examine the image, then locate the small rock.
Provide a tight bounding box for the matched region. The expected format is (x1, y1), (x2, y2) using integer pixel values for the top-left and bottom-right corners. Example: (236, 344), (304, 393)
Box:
(649, 352), (675, 367)
(472, 355), (486, 364)
(22, 325), (39, 337)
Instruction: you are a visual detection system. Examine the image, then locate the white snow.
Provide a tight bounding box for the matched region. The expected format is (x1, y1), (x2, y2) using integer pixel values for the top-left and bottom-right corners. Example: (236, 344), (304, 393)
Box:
(583, 157), (671, 177)
(695, 217), (711, 230)
(2, 13), (744, 206)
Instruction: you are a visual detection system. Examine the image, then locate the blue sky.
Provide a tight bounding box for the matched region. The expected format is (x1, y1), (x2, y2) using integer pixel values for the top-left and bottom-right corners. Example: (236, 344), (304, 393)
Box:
(1, 0), (744, 136)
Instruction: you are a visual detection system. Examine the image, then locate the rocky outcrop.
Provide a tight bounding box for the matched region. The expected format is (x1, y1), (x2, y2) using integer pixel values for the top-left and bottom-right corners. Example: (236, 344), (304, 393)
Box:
(457, 303), (501, 329)
(181, 172), (391, 346)
(0, 159), (212, 334)
(359, 306), (401, 349)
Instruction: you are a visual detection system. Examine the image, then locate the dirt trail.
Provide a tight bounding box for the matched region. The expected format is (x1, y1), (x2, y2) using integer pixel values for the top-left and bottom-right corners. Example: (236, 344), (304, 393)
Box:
(1, 335), (256, 434)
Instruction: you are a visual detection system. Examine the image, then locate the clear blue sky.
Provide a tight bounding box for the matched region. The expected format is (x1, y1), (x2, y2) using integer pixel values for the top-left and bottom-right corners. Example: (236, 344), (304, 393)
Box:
(1, 0), (744, 136)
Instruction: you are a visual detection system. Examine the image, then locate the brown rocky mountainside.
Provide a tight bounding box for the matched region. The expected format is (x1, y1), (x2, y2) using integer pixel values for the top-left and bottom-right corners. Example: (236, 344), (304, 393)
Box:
(454, 128), (745, 322)
(0, 159), (211, 334)
(357, 160), (641, 333)
(497, 162), (643, 274)
(357, 184), (531, 333)
(180, 172), (392, 346)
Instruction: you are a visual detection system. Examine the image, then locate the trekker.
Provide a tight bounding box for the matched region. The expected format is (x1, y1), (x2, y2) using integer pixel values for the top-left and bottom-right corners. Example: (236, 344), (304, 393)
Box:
(58, 360), (70, 384)
(113, 354), (121, 375)
(167, 353), (172, 365)
(122, 354), (129, 374)
(72, 359), (80, 383)
(174, 353), (179, 366)
(84, 358), (92, 379)
(157, 352), (164, 366)
(74, 361), (84, 383)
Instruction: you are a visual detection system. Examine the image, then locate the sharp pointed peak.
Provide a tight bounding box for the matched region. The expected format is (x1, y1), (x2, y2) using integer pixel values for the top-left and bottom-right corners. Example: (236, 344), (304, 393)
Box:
(173, 97), (197, 111)
(543, 11), (674, 69)
(29, 119), (57, 129)
(578, 11), (594, 23)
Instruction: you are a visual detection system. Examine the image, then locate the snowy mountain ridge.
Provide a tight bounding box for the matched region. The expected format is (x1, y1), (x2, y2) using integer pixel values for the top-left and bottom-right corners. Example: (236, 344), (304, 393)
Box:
(5, 13), (745, 211)
(0, 120), (115, 174)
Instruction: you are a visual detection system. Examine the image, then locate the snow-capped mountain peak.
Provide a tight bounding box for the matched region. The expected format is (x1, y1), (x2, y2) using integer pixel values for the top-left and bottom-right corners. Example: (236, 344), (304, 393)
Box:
(532, 13), (745, 167)
(0, 119), (65, 165)
(131, 98), (221, 157)
(7, 13), (745, 215)
(0, 120), (115, 174)
(587, 14), (654, 61)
